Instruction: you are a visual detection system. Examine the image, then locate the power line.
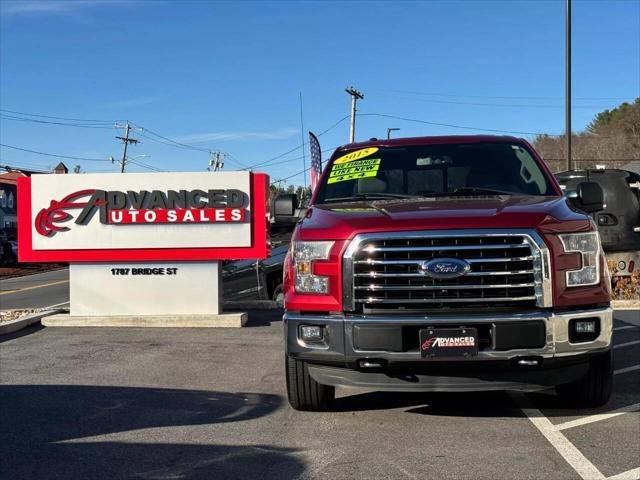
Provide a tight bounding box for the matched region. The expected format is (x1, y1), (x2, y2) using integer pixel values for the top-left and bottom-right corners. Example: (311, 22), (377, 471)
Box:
(0, 108), (118, 123)
(358, 113), (563, 137)
(0, 114), (115, 129)
(0, 143), (112, 162)
(1, 162), (50, 172)
(259, 146), (339, 170)
(369, 93), (609, 109)
(114, 122), (143, 173)
(364, 87), (634, 102)
(128, 158), (164, 172)
(136, 125), (248, 169)
(244, 115), (350, 171)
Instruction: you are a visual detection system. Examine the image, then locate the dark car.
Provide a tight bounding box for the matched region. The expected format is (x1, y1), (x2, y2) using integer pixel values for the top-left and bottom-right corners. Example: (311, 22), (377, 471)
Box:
(556, 168), (640, 276)
(556, 168), (640, 252)
(222, 225), (292, 306)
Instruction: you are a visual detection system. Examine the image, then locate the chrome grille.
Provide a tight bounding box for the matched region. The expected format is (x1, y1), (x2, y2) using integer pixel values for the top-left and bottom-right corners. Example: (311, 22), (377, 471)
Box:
(343, 230), (551, 312)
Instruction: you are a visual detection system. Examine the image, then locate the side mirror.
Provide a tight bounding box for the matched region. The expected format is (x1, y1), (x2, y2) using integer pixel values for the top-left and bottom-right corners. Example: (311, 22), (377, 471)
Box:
(273, 194), (298, 217)
(273, 193), (306, 224)
(574, 181), (604, 213)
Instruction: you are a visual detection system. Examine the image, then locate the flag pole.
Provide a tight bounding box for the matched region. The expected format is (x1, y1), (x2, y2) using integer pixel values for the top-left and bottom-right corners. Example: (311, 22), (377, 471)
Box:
(299, 92), (307, 190)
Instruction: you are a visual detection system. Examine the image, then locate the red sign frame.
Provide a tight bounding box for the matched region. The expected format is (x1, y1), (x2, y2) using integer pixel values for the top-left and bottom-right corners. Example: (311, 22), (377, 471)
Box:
(17, 173), (269, 262)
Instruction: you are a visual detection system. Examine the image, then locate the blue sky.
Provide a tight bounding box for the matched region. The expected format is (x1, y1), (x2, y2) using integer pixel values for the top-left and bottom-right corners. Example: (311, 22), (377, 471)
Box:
(1, 0), (638, 185)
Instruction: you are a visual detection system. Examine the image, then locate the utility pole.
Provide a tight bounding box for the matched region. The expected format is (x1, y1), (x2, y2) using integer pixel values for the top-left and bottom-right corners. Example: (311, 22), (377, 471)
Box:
(566, 0), (572, 171)
(208, 151), (227, 172)
(345, 86), (364, 143)
(387, 127), (400, 139)
(114, 122), (142, 173)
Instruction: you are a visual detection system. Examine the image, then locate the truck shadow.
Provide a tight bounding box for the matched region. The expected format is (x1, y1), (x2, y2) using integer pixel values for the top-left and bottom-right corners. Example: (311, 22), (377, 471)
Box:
(0, 385), (303, 479)
(333, 387), (639, 419)
(244, 308), (284, 327)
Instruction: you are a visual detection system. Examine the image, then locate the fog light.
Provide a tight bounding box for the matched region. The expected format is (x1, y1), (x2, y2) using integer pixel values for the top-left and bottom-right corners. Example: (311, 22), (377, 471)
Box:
(569, 317), (600, 343)
(575, 320), (596, 333)
(300, 325), (323, 342)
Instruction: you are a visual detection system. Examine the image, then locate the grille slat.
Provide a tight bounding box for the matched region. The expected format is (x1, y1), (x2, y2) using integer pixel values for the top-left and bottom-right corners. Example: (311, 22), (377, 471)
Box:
(354, 269), (535, 277)
(355, 283), (535, 291)
(356, 296), (537, 304)
(354, 256), (534, 265)
(363, 243), (528, 252)
(351, 233), (539, 312)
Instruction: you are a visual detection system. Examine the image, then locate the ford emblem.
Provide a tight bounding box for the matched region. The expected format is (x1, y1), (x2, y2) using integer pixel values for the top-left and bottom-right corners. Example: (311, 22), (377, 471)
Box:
(420, 258), (471, 279)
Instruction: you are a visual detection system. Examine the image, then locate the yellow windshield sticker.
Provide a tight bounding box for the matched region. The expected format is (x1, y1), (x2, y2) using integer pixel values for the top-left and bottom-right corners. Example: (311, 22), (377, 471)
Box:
(327, 158), (381, 184)
(333, 147), (379, 165)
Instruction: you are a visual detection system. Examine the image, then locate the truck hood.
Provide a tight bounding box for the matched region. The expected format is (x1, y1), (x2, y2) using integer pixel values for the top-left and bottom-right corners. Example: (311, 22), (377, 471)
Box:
(297, 195), (592, 241)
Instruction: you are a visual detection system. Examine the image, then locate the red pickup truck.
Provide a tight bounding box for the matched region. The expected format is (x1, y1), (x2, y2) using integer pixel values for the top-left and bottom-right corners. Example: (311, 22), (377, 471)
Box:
(278, 135), (612, 411)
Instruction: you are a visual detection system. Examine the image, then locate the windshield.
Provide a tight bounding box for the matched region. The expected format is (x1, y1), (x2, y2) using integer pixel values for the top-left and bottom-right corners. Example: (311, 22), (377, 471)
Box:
(315, 142), (556, 204)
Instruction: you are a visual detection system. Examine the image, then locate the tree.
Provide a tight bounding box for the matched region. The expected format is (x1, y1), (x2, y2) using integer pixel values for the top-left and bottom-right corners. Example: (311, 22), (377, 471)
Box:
(587, 98), (640, 137)
(532, 97), (640, 172)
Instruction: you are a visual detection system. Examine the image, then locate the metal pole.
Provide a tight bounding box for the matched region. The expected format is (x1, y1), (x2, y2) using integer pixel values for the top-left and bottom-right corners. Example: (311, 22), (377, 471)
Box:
(346, 87), (364, 143)
(349, 95), (356, 143)
(299, 92), (307, 189)
(121, 123), (130, 173)
(566, 0), (572, 171)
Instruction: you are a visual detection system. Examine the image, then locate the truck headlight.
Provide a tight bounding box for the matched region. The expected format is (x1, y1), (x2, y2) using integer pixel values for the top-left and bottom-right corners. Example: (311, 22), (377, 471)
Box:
(559, 232), (601, 287)
(293, 241), (334, 294)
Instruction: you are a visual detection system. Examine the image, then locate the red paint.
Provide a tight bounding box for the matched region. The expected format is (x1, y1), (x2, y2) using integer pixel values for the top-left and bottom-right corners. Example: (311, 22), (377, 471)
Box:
(18, 173), (269, 262)
(286, 135), (610, 311)
(108, 208), (245, 224)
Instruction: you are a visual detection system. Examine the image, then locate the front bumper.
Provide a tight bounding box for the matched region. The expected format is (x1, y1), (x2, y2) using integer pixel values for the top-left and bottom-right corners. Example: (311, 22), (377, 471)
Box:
(284, 306), (612, 391)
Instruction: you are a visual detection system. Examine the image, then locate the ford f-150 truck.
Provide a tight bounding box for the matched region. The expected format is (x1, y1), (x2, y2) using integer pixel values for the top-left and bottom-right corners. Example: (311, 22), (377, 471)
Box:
(278, 135), (612, 411)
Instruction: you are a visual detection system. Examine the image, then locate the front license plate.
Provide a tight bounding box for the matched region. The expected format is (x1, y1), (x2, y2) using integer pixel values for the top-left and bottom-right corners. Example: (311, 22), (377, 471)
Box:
(420, 327), (479, 358)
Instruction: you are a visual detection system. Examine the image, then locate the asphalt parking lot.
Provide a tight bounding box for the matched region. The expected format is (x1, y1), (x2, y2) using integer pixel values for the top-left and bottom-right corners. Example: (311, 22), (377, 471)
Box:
(1, 310), (638, 480)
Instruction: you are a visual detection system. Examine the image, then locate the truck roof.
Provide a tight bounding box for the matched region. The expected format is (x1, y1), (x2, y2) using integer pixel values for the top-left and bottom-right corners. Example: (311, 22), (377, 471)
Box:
(337, 134), (523, 151)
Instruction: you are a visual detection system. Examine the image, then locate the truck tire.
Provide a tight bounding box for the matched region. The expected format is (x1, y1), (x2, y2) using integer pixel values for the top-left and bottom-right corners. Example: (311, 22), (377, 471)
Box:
(286, 356), (334, 411)
(556, 350), (613, 407)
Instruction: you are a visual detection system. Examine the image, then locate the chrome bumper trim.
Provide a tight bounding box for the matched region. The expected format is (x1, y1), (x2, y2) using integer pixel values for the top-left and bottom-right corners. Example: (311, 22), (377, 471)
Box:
(284, 306), (612, 364)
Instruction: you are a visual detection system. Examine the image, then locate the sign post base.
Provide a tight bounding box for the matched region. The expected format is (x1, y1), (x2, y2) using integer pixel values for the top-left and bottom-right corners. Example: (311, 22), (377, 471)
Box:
(42, 312), (247, 328)
(45, 261), (248, 328)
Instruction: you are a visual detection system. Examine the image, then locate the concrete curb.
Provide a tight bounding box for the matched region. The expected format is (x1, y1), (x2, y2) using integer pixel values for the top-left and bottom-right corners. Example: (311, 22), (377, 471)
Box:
(612, 300), (640, 310)
(42, 312), (248, 328)
(224, 300), (281, 310)
(0, 309), (63, 335)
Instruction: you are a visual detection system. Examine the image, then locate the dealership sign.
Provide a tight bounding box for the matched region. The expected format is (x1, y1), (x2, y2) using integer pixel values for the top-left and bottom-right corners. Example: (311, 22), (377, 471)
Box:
(18, 171), (269, 262)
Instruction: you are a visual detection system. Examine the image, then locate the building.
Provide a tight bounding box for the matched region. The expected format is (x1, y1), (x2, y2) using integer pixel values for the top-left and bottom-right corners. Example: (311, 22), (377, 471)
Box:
(0, 170), (23, 236)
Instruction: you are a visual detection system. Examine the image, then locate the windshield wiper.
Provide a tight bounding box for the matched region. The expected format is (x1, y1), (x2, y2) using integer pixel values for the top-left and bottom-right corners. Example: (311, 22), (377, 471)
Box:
(322, 193), (419, 203)
(450, 187), (516, 196)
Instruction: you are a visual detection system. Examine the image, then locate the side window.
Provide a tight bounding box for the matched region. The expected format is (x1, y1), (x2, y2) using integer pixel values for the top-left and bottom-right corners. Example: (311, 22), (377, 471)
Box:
(8, 193), (14, 209)
(0, 191), (5, 208)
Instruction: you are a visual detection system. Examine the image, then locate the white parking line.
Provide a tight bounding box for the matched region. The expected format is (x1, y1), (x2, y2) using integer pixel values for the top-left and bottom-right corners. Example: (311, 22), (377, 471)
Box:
(613, 325), (638, 332)
(512, 393), (606, 480)
(614, 340), (640, 349)
(555, 403), (640, 431)
(615, 365), (640, 375)
(607, 467), (640, 480)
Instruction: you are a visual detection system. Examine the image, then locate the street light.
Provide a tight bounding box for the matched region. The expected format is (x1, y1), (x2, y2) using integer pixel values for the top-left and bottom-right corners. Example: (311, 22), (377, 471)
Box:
(387, 128), (400, 139)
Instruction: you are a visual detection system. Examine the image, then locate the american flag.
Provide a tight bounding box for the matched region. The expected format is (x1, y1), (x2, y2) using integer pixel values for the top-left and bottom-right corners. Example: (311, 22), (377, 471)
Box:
(309, 131), (322, 191)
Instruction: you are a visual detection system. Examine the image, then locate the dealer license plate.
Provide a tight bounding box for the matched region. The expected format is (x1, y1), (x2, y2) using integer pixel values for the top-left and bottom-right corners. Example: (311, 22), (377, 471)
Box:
(419, 327), (479, 358)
